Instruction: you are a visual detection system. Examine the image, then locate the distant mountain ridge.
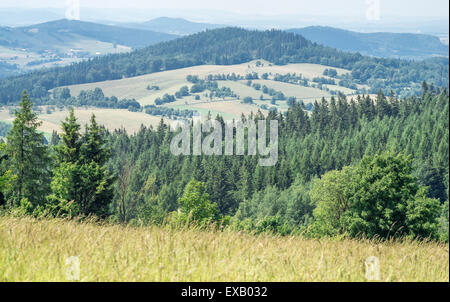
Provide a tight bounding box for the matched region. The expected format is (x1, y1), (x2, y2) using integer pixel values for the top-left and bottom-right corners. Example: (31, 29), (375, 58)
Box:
(119, 17), (225, 35)
(287, 26), (449, 60)
(0, 19), (179, 79)
(0, 19), (178, 51)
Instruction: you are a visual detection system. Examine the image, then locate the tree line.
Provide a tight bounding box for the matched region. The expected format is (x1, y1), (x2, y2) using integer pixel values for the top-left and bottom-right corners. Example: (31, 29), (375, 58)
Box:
(52, 87), (141, 111)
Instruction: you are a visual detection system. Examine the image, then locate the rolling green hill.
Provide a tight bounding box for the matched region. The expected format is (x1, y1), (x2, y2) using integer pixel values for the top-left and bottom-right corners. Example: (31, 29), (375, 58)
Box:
(287, 26), (449, 60)
(57, 60), (352, 96)
(52, 60), (354, 119)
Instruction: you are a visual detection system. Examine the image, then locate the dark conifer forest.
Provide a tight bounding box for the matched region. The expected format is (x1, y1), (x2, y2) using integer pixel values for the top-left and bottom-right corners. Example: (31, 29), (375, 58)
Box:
(1, 86), (448, 241)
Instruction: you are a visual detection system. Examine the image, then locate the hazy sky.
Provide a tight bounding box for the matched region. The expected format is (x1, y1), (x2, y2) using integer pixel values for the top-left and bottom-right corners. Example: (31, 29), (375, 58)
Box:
(0, 0), (449, 18)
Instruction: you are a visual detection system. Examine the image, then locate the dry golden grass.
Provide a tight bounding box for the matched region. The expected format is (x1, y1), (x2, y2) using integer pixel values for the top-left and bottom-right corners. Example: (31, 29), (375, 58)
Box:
(0, 215), (448, 282)
(43, 60), (358, 120)
(251, 79), (330, 100)
(178, 100), (266, 118)
(217, 80), (270, 100)
(38, 108), (167, 134)
(1, 108), (169, 135)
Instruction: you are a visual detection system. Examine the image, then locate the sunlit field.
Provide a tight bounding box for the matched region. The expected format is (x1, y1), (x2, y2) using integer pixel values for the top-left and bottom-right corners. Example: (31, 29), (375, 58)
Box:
(0, 107), (169, 134)
(0, 215), (448, 282)
(55, 60), (354, 105)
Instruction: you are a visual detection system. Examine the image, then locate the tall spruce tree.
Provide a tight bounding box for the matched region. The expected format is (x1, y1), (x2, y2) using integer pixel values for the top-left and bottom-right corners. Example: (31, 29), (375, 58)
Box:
(49, 112), (114, 217)
(79, 114), (114, 216)
(56, 109), (81, 163)
(81, 114), (110, 165)
(6, 91), (50, 207)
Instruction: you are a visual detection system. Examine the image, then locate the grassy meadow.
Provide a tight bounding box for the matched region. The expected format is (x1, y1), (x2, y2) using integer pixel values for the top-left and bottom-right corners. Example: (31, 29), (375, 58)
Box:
(0, 107), (169, 134)
(54, 60), (357, 116)
(0, 215), (448, 282)
(44, 60), (362, 121)
(37, 107), (167, 134)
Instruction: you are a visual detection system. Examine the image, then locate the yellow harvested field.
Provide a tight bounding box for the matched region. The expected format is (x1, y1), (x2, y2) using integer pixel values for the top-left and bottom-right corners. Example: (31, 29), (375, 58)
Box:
(251, 79), (330, 101)
(255, 61), (350, 78)
(42, 60), (359, 122)
(57, 64), (248, 104)
(183, 100), (266, 118)
(324, 84), (357, 95)
(56, 60), (352, 107)
(40, 108), (168, 134)
(217, 80), (270, 100)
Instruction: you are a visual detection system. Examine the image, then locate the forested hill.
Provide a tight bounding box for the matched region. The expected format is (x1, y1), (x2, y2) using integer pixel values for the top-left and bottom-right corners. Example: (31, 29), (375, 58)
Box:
(0, 27), (448, 104)
(287, 26), (449, 60)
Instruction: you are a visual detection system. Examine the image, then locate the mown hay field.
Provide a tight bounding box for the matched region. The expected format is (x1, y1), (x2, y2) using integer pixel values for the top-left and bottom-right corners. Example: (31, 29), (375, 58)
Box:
(55, 60), (353, 106)
(0, 215), (448, 282)
(1, 107), (168, 134)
